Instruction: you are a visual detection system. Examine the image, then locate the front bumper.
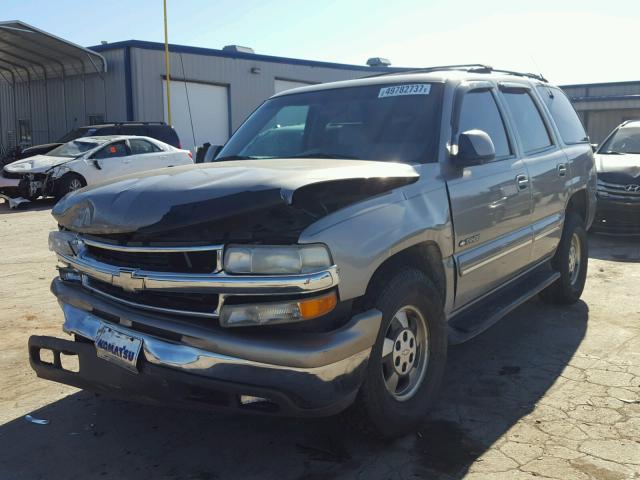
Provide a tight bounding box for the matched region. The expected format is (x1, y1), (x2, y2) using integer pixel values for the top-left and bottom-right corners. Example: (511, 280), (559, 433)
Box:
(592, 195), (640, 235)
(29, 279), (382, 416)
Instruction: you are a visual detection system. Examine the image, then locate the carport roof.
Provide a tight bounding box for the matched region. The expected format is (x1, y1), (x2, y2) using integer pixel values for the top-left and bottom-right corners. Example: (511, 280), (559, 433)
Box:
(0, 20), (106, 82)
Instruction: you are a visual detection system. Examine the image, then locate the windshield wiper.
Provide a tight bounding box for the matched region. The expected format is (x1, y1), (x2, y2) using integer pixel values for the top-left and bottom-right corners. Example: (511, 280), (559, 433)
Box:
(287, 153), (360, 160)
(214, 155), (259, 161)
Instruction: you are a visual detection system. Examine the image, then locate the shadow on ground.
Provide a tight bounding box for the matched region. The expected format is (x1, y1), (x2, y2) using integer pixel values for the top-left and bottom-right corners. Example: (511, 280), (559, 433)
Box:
(0, 297), (588, 480)
(588, 232), (640, 262)
(0, 197), (57, 214)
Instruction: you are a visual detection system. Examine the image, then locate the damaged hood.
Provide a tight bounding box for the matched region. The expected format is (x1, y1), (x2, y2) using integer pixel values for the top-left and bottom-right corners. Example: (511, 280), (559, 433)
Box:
(52, 158), (419, 240)
(595, 154), (640, 184)
(4, 154), (72, 174)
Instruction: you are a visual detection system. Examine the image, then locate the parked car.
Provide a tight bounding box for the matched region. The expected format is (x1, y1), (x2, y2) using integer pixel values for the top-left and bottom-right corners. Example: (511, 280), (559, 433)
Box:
(31, 66), (596, 437)
(7, 122), (181, 164)
(592, 120), (640, 235)
(0, 135), (192, 201)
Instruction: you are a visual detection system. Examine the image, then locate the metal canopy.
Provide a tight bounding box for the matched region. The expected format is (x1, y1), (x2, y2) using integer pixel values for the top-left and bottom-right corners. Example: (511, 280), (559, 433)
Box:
(0, 20), (106, 82)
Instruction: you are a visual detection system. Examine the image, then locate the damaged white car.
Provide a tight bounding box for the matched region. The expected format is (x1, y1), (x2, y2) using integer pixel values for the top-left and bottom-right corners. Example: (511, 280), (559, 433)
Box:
(0, 135), (193, 203)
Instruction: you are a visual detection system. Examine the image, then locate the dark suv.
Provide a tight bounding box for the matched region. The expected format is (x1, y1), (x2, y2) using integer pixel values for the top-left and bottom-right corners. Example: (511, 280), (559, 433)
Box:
(10, 122), (180, 163)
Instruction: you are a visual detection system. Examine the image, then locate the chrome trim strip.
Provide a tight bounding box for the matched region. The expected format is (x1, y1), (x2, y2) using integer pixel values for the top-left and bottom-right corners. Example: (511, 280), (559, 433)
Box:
(534, 225), (561, 241)
(59, 252), (339, 295)
(460, 238), (533, 276)
(83, 238), (224, 253)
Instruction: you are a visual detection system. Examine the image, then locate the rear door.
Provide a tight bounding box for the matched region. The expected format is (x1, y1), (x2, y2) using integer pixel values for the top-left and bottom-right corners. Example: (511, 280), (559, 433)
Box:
(499, 83), (566, 261)
(446, 82), (534, 308)
(125, 138), (170, 173)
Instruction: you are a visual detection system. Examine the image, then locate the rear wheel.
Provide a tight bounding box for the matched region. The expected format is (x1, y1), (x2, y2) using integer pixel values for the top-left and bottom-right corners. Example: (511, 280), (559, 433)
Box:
(54, 173), (86, 200)
(540, 213), (588, 305)
(352, 269), (447, 437)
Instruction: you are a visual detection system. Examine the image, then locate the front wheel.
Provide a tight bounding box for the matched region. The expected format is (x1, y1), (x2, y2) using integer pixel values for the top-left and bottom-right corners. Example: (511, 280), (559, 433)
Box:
(54, 173), (86, 200)
(540, 213), (588, 305)
(352, 269), (447, 437)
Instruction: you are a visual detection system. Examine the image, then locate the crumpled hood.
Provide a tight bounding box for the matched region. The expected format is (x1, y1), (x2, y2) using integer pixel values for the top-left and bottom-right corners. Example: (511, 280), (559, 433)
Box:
(52, 159), (419, 239)
(595, 154), (640, 184)
(4, 154), (71, 173)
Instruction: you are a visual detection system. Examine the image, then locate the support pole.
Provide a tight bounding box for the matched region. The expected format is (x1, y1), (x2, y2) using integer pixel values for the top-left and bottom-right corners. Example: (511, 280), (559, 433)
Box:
(163, 0), (172, 126)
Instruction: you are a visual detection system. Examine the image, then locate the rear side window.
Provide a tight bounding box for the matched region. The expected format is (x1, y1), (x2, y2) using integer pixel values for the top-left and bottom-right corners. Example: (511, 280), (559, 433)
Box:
(95, 126), (119, 136)
(537, 87), (588, 144)
(122, 125), (148, 136)
(502, 91), (552, 153)
(458, 90), (511, 158)
(129, 139), (161, 154)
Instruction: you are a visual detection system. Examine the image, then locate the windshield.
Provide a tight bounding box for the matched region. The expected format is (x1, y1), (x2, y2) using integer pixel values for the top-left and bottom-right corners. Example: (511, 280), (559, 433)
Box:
(217, 83), (443, 163)
(48, 140), (102, 158)
(599, 125), (640, 154)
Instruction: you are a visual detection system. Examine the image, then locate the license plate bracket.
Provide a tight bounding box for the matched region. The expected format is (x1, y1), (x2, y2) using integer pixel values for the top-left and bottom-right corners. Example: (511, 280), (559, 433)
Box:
(95, 324), (143, 373)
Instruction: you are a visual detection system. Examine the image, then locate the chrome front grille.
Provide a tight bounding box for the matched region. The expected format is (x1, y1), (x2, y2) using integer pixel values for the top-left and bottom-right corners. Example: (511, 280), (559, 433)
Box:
(57, 237), (339, 319)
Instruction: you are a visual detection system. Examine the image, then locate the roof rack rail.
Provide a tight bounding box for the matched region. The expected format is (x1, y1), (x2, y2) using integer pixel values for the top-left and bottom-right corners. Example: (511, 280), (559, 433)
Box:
(367, 64), (547, 83)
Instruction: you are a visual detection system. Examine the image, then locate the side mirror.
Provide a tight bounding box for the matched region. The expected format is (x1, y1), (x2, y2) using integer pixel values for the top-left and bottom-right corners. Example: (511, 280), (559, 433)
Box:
(453, 129), (496, 166)
(591, 144), (598, 153)
(204, 144), (224, 163)
(93, 159), (102, 170)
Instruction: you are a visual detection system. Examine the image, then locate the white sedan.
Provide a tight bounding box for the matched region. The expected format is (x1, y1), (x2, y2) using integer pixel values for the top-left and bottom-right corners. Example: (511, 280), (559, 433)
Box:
(0, 135), (193, 202)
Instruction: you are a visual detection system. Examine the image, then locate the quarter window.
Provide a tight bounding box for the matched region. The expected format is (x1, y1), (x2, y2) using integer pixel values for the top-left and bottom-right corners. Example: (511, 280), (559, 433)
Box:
(537, 87), (588, 144)
(458, 90), (511, 158)
(502, 91), (552, 153)
(129, 139), (161, 154)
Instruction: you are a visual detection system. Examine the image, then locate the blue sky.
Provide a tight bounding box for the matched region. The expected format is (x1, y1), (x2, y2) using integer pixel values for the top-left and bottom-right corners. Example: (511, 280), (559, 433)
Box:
(3, 0), (640, 84)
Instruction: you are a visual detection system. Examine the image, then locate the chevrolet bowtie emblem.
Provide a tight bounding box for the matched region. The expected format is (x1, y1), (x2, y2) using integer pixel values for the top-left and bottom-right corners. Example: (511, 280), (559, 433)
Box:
(112, 270), (144, 292)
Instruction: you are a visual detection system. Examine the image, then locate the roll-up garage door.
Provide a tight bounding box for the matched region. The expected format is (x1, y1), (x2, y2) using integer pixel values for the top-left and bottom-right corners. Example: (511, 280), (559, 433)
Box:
(163, 80), (229, 152)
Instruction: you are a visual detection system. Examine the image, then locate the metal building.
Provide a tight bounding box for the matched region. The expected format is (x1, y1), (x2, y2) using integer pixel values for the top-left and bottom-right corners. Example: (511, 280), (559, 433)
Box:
(562, 80), (640, 144)
(0, 21), (400, 154)
(0, 21), (106, 151)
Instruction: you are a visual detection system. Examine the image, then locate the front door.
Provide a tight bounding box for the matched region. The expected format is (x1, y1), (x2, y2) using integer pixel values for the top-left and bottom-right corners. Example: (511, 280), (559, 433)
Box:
(88, 140), (131, 183)
(446, 85), (534, 309)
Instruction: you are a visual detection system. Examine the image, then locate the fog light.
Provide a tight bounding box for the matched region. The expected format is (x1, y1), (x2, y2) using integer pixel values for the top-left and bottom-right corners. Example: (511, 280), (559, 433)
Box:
(58, 267), (81, 283)
(220, 291), (337, 327)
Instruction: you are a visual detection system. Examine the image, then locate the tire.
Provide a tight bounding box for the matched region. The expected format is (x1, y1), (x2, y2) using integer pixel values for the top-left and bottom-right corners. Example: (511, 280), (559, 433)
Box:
(54, 173), (86, 200)
(540, 213), (588, 305)
(351, 269), (447, 438)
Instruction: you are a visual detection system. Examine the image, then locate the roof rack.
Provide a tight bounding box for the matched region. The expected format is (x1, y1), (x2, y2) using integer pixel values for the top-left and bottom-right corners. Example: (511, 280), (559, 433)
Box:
(367, 64), (547, 83)
(110, 121), (168, 126)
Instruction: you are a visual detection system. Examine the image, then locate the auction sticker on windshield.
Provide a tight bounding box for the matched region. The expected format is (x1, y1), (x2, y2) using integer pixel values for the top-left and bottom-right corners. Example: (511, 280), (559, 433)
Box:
(95, 324), (142, 373)
(378, 84), (431, 98)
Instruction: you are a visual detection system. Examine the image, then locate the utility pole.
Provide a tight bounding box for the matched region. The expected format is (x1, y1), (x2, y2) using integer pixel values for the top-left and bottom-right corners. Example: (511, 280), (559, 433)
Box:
(163, 0), (172, 125)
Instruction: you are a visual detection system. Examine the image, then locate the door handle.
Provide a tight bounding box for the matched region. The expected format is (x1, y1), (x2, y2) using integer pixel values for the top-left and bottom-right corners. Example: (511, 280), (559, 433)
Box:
(557, 163), (567, 177)
(516, 174), (529, 191)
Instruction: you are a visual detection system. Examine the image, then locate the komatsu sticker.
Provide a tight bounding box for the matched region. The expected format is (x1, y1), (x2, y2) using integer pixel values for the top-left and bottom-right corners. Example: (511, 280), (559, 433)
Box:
(378, 84), (431, 98)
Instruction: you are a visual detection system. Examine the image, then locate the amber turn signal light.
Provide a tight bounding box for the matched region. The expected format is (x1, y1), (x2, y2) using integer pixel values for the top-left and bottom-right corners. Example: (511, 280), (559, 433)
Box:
(297, 291), (337, 320)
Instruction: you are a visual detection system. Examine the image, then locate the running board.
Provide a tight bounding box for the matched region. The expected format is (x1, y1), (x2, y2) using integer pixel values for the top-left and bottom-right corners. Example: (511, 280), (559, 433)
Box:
(447, 265), (560, 345)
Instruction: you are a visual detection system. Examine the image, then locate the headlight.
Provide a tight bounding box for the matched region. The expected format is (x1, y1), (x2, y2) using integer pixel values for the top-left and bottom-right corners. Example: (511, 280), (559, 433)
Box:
(8, 162), (32, 171)
(220, 291), (337, 327)
(48, 231), (84, 257)
(223, 244), (332, 274)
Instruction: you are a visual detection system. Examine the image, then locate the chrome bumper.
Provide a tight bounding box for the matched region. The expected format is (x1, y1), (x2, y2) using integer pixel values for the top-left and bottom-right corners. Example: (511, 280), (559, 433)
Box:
(41, 279), (382, 414)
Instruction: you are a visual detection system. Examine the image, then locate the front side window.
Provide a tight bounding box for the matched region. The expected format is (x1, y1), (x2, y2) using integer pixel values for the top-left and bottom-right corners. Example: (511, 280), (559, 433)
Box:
(502, 91), (552, 153)
(458, 90), (511, 158)
(537, 87), (588, 144)
(93, 141), (128, 159)
(218, 83), (444, 164)
(129, 139), (161, 155)
(599, 124), (640, 154)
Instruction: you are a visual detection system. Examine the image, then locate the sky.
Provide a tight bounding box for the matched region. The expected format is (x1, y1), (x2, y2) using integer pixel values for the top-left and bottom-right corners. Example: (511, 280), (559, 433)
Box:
(3, 0), (640, 85)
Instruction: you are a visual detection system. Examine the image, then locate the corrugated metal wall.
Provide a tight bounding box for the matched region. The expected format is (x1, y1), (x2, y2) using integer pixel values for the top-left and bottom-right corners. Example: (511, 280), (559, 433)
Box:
(563, 81), (640, 144)
(129, 47), (367, 133)
(0, 47), (127, 151)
